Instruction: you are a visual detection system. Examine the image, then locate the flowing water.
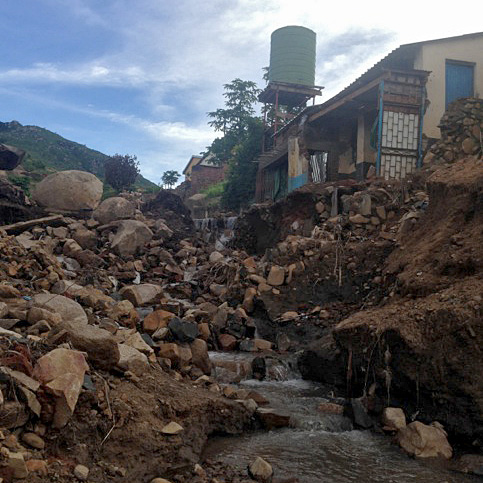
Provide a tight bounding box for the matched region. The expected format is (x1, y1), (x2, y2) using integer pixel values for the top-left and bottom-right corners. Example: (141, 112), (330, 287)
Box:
(205, 352), (476, 483)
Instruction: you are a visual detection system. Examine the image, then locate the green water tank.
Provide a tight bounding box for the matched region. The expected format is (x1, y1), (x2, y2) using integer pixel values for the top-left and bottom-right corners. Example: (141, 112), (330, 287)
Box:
(269, 26), (316, 86)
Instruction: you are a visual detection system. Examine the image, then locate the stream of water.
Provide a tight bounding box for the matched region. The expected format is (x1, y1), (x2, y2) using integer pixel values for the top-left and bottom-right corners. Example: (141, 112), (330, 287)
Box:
(205, 352), (476, 483)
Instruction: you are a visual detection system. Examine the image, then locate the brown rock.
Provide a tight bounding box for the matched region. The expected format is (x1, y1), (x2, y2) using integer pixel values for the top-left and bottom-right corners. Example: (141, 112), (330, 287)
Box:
(242, 287), (258, 313)
(143, 310), (176, 333)
(248, 456), (273, 482)
(26, 459), (48, 475)
(33, 348), (89, 428)
(33, 293), (88, 326)
(318, 402), (344, 414)
(382, 407), (406, 431)
(161, 422), (183, 434)
(256, 408), (291, 429)
(120, 283), (163, 306)
(190, 338), (211, 374)
(254, 339), (272, 351)
(267, 266), (285, 286)
(397, 421), (452, 459)
(21, 432), (45, 449)
(462, 137), (476, 154)
(198, 322), (210, 340)
(7, 451), (29, 479)
(349, 214), (370, 224)
(117, 344), (149, 376)
(218, 333), (237, 351)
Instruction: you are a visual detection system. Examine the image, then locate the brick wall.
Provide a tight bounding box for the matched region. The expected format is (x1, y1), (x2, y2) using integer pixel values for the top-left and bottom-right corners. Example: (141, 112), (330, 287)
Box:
(190, 164), (227, 194)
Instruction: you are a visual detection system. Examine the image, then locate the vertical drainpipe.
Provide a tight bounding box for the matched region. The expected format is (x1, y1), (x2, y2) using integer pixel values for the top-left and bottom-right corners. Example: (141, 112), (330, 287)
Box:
(417, 85), (426, 169)
(376, 80), (385, 176)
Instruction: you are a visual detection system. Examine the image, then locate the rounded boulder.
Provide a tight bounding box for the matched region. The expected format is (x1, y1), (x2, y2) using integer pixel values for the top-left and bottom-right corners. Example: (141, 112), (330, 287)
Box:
(93, 196), (136, 225)
(32, 170), (103, 211)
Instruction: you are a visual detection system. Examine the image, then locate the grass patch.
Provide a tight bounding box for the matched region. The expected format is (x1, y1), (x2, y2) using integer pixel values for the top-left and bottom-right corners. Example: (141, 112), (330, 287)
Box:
(201, 181), (226, 198)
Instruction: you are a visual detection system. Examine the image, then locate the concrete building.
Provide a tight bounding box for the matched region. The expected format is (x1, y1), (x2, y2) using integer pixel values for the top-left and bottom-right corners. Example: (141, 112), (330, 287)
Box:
(255, 32), (483, 202)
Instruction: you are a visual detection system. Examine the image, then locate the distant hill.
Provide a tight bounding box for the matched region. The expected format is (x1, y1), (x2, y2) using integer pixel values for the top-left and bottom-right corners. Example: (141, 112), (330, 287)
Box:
(0, 120), (157, 191)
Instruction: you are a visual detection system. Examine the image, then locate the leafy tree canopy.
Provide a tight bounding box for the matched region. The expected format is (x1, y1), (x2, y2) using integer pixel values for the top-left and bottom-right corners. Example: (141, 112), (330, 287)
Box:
(104, 154), (139, 192)
(161, 170), (180, 189)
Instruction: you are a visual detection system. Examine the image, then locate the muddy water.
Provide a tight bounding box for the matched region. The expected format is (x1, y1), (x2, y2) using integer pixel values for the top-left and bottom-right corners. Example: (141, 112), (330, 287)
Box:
(205, 352), (475, 482)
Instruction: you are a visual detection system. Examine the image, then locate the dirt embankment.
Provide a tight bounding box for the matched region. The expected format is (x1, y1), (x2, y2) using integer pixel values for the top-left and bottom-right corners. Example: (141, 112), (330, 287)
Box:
(233, 154), (482, 445)
(334, 158), (483, 441)
(27, 367), (252, 483)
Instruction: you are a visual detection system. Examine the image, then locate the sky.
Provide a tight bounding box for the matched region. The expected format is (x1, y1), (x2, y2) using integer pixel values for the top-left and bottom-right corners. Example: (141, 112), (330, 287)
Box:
(1, 0), (481, 184)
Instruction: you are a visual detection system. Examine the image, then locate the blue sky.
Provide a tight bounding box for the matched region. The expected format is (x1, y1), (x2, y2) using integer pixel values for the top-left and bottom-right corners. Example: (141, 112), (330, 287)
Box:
(1, 0), (481, 183)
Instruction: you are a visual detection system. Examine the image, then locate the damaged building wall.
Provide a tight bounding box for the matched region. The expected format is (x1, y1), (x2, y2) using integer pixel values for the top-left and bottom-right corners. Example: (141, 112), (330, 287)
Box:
(413, 34), (483, 139)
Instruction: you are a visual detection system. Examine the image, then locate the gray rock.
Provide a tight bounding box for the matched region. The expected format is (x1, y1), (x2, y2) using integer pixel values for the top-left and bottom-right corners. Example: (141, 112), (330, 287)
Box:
(93, 197), (136, 225)
(168, 318), (199, 343)
(33, 293), (87, 326)
(111, 220), (153, 256)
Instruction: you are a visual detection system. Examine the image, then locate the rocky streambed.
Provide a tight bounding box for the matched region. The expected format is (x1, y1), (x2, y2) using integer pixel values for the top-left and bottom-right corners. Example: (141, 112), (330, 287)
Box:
(206, 351), (479, 482)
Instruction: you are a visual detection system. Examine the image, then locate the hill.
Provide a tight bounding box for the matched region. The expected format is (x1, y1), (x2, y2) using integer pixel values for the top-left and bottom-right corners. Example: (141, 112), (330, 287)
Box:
(0, 120), (158, 192)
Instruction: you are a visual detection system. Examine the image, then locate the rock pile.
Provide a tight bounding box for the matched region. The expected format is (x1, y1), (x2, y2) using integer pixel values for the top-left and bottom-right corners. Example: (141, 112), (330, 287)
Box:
(0, 189), (267, 481)
(425, 97), (482, 163)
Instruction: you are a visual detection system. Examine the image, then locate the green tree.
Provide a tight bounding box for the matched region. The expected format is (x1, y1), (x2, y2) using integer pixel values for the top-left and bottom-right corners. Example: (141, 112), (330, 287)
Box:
(161, 170), (180, 189)
(104, 154), (139, 192)
(221, 117), (263, 210)
(207, 78), (261, 163)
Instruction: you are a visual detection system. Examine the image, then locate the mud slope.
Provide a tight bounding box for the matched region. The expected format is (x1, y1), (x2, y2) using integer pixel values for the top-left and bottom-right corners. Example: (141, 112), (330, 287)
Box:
(334, 157), (483, 440)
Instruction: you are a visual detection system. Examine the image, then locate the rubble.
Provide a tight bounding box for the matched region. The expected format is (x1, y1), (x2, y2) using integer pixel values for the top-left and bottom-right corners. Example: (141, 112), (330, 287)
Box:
(425, 98), (482, 163)
(0, 105), (480, 480)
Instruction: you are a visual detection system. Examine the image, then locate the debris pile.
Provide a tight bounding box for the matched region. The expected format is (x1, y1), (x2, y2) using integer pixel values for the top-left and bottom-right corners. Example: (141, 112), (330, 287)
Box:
(0, 190), (267, 482)
(425, 97), (482, 162)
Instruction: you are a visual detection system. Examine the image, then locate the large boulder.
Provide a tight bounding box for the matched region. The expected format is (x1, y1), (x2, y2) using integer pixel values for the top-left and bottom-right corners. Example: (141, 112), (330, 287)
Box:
(33, 293), (88, 326)
(0, 144), (26, 170)
(33, 348), (89, 428)
(93, 197), (136, 225)
(48, 321), (120, 370)
(111, 220), (153, 256)
(32, 170), (103, 211)
(397, 421), (453, 459)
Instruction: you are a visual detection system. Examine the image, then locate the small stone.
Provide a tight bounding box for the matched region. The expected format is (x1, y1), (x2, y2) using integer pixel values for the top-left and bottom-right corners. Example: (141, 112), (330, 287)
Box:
(161, 421), (183, 434)
(318, 402), (344, 414)
(376, 205), (386, 219)
(7, 451), (29, 479)
(248, 456), (273, 482)
(462, 137), (476, 154)
(209, 251), (224, 264)
(26, 459), (48, 475)
(349, 214), (370, 224)
(73, 464), (89, 481)
(21, 432), (45, 449)
(267, 266), (285, 286)
(256, 408), (291, 429)
(150, 479), (172, 483)
(280, 311), (298, 320)
(218, 333), (237, 351)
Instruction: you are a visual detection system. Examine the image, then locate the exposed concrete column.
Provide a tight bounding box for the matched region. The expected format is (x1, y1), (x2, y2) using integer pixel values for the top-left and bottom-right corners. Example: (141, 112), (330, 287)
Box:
(288, 136), (308, 192)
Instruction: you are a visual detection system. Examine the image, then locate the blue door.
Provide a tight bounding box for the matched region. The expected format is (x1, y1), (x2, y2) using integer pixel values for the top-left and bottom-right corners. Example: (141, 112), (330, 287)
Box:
(445, 62), (474, 108)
